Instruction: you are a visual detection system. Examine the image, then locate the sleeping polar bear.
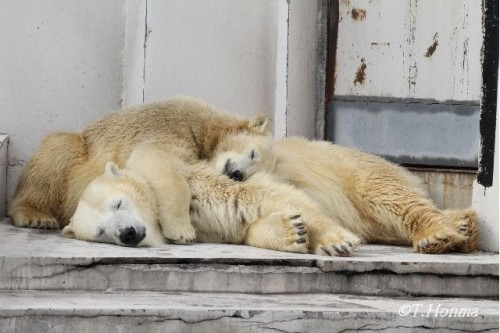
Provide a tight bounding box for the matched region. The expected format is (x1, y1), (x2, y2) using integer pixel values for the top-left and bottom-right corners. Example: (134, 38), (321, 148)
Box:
(211, 131), (478, 254)
(63, 144), (362, 256)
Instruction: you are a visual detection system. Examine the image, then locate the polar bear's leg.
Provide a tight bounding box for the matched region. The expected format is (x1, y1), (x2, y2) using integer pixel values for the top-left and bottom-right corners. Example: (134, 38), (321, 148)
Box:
(244, 212), (309, 253)
(126, 144), (196, 244)
(296, 213), (362, 256)
(245, 209), (361, 256)
(9, 132), (86, 229)
(351, 176), (472, 253)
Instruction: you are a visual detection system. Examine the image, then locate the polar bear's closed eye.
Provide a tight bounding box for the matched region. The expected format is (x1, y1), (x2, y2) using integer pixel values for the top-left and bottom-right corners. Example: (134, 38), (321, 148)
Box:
(62, 162), (163, 247)
(212, 133), (276, 182)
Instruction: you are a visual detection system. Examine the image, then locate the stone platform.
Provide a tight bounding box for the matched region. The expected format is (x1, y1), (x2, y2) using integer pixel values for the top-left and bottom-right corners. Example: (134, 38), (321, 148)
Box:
(0, 218), (498, 332)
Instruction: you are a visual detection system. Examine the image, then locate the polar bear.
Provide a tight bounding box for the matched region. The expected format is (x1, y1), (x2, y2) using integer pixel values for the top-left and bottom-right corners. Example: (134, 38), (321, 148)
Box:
(211, 132), (478, 254)
(63, 144), (361, 256)
(8, 96), (270, 244)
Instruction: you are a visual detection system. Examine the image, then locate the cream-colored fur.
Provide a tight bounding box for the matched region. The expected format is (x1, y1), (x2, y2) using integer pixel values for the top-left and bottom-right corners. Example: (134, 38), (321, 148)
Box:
(64, 144), (357, 255)
(9, 96), (269, 244)
(212, 134), (478, 254)
(63, 162), (163, 247)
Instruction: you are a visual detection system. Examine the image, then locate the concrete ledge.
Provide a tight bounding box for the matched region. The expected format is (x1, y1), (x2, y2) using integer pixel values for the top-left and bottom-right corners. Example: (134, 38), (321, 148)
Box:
(1, 219), (498, 298)
(1, 291), (497, 333)
(0, 135), (7, 219)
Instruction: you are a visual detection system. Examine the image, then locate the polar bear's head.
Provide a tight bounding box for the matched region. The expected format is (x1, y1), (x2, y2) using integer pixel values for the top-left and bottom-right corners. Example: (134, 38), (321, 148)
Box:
(62, 162), (163, 247)
(212, 116), (276, 181)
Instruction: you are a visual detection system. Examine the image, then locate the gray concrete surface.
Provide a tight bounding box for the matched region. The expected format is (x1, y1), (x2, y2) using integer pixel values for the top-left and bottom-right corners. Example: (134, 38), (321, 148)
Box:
(1, 290), (498, 333)
(1, 219), (497, 298)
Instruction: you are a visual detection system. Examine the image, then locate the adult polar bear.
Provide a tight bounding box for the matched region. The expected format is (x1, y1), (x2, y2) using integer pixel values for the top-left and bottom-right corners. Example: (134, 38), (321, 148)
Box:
(9, 96), (360, 255)
(212, 132), (478, 254)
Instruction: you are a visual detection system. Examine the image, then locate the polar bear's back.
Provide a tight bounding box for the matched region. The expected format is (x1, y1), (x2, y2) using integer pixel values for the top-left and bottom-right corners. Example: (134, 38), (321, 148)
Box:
(82, 96), (247, 160)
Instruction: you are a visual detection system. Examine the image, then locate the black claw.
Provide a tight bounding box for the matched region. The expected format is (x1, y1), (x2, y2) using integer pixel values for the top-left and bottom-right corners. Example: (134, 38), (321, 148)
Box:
(346, 241), (352, 247)
(296, 238), (307, 244)
(297, 230), (307, 236)
(293, 222), (304, 228)
(289, 214), (301, 220)
(320, 246), (332, 256)
(341, 245), (350, 254)
(332, 245), (344, 255)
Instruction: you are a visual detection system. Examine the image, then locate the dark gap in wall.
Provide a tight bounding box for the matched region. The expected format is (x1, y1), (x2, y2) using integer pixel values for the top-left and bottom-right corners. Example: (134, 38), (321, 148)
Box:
(477, 0), (498, 187)
(324, 0), (339, 140)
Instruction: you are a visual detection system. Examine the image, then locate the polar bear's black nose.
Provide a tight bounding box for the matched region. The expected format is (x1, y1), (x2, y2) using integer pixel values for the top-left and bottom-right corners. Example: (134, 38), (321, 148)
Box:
(229, 170), (244, 181)
(224, 160), (245, 182)
(119, 226), (145, 247)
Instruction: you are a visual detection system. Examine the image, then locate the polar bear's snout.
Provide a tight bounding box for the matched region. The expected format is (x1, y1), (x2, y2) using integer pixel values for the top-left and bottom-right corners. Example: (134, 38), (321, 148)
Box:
(224, 160), (245, 181)
(119, 225), (146, 247)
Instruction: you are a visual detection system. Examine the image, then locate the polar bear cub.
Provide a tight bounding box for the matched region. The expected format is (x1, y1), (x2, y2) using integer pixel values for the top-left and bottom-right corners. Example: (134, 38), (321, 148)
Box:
(63, 162), (163, 247)
(9, 95), (271, 245)
(211, 132), (478, 254)
(64, 144), (361, 255)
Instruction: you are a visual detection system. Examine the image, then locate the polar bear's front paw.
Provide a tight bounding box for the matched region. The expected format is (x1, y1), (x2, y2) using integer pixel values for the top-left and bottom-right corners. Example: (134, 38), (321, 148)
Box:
(162, 222), (196, 245)
(445, 209), (478, 253)
(244, 212), (310, 254)
(313, 230), (361, 257)
(11, 209), (60, 230)
(281, 214), (309, 253)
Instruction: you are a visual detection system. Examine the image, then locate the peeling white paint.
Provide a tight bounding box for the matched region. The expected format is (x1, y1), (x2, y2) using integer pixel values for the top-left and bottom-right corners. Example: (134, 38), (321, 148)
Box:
(335, 0), (483, 101)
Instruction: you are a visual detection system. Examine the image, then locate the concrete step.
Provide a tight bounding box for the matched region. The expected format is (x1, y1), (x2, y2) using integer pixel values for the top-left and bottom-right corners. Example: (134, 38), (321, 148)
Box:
(1, 219), (498, 298)
(1, 290), (498, 333)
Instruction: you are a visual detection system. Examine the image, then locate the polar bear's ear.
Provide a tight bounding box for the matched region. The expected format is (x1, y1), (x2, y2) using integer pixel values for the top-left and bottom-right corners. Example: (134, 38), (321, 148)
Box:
(104, 162), (121, 178)
(62, 223), (75, 238)
(249, 115), (269, 133)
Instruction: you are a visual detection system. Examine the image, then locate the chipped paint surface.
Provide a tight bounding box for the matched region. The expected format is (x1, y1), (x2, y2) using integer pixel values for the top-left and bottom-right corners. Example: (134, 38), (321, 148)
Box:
(334, 0), (482, 101)
(351, 8), (366, 21)
(353, 58), (367, 85)
(424, 33), (439, 58)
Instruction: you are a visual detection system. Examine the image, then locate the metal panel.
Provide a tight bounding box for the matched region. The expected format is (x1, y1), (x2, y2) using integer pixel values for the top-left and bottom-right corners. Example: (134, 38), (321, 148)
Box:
(327, 99), (480, 167)
(334, 0), (482, 102)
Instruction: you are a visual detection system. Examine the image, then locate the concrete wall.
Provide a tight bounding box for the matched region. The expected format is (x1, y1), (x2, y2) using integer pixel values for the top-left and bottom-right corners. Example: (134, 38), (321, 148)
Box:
(140, 0), (281, 127)
(1, 0), (326, 211)
(0, 0), (126, 205)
